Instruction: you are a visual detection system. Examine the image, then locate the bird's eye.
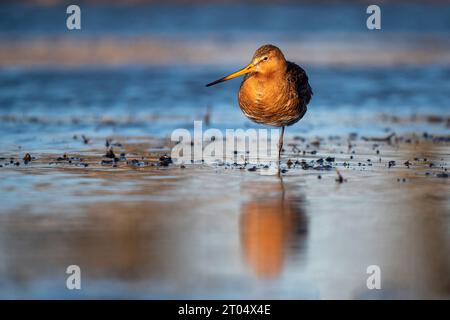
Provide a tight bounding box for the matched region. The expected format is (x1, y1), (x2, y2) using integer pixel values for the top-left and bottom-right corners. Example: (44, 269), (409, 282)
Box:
(263, 57), (268, 61)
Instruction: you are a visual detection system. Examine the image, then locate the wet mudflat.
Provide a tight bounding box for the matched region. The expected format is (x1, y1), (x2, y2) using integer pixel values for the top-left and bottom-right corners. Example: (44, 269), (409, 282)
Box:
(0, 131), (449, 299)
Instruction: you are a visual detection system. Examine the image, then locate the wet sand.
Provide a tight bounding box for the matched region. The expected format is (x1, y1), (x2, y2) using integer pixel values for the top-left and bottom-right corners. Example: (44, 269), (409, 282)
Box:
(0, 131), (449, 299)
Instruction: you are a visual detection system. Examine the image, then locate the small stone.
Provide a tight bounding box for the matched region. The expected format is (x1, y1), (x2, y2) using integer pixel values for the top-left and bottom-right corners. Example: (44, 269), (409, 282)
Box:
(159, 155), (172, 166)
(23, 153), (32, 162)
(104, 148), (116, 159)
(286, 159), (293, 168)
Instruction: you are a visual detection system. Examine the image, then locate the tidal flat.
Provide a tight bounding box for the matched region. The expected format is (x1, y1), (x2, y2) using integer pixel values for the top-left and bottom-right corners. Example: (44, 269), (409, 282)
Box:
(0, 129), (449, 299)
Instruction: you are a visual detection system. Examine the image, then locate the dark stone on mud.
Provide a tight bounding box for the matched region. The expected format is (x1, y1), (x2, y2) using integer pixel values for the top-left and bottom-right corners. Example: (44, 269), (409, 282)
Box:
(101, 160), (113, 165)
(180, 165), (186, 169)
(14, 162), (20, 166)
(437, 173), (449, 178)
(287, 159), (293, 168)
(104, 148), (116, 159)
(159, 155), (172, 166)
(350, 155), (353, 159)
(298, 160), (311, 170)
(248, 166), (257, 172)
(404, 160), (411, 167)
(316, 158), (324, 164)
(281, 169), (287, 173)
(325, 157), (335, 162)
(388, 160), (396, 168)
(317, 175), (322, 179)
(23, 153), (32, 162)
(314, 164), (333, 171)
(310, 150), (317, 155)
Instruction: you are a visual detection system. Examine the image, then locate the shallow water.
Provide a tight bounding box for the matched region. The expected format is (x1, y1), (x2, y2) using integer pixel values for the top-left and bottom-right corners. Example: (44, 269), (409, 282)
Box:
(1, 65), (449, 154)
(0, 136), (449, 299)
(0, 3), (450, 299)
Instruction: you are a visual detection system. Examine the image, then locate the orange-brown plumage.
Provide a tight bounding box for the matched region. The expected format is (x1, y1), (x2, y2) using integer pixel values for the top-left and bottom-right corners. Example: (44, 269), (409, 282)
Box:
(206, 44), (313, 159)
(237, 45), (312, 127)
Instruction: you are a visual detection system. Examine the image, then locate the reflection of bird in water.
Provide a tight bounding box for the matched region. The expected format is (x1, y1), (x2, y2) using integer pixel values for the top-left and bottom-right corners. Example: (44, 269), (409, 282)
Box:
(239, 176), (308, 278)
(206, 44), (313, 160)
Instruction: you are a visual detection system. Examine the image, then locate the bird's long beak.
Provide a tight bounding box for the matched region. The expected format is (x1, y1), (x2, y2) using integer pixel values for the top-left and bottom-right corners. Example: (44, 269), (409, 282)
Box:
(206, 63), (255, 87)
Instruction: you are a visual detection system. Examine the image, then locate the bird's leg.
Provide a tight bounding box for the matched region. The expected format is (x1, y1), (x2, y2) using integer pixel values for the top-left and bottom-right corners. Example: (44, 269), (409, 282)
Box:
(278, 126), (285, 161)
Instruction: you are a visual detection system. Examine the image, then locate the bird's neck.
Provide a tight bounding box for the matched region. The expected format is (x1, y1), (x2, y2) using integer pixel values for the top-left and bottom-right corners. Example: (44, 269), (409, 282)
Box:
(256, 63), (287, 82)
(253, 67), (287, 90)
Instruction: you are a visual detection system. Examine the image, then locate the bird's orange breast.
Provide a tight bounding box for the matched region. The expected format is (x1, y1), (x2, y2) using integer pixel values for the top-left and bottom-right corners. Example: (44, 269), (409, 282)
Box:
(238, 73), (305, 127)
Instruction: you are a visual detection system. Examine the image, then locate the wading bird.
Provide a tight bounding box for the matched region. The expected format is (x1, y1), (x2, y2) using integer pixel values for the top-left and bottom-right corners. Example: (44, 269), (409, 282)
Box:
(206, 44), (313, 161)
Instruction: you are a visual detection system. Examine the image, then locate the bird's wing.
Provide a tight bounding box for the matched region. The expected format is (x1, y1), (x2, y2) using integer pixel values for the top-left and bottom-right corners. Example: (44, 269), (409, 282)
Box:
(286, 61), (313, 105)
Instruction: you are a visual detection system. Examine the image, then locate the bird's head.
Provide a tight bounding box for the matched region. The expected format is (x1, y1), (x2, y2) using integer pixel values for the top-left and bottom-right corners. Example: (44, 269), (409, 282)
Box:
(206, 44), (286, 87)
